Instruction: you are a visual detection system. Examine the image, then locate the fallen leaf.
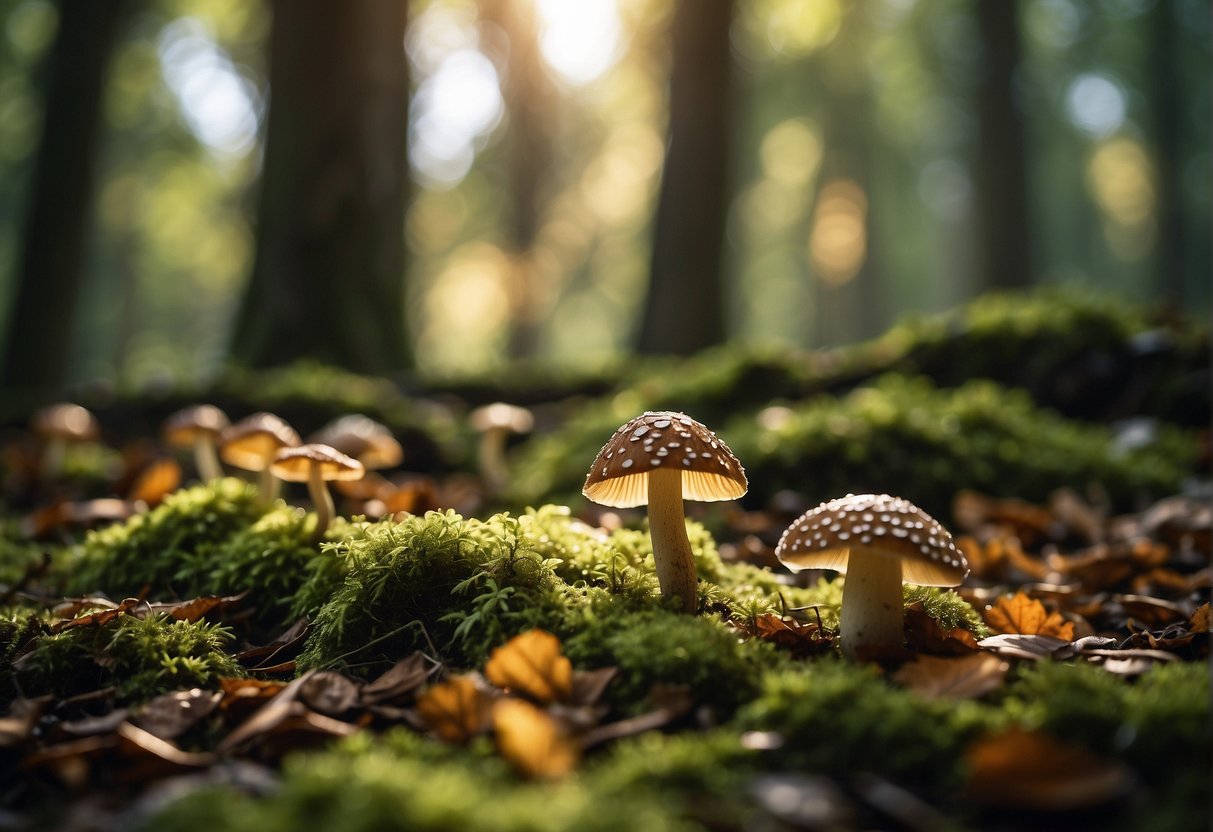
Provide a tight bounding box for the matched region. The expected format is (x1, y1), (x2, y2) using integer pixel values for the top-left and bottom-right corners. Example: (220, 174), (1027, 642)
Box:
(414, 675), (493, 744)
(484, 630), (572, 704)
(52, 598), (140, 633)
(568, 667), (618, 707)
(977, 633), (1074, 661)
(134, 689), (221, 740)
(235, 618), (311, 668)
(903, 604), (980, 655)
(1113, 594), (1191, 629)
(893, 653), (1008, 700)
(1188, 602), (1209, 633)
(127, 458), (181, 506)
(299, 671), (360, 716)
(964, 729), (1133, 811)
(217, 672), (312, 754)
(144, 593), (247, 623)
(748, 613), (835, 658)
(360, 653), (433, 705)
(492, 698), (579, 780)
(983, 592), (1074, 640)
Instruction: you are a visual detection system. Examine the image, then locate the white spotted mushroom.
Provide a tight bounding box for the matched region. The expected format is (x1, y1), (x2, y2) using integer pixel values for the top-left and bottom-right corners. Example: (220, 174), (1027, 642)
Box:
(775, 493), (969, 660)
(583, 411), (747, 613)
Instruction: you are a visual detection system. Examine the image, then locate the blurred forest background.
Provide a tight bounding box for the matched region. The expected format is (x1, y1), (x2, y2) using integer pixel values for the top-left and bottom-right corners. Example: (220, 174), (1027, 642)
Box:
(0, 0), (1208, 397)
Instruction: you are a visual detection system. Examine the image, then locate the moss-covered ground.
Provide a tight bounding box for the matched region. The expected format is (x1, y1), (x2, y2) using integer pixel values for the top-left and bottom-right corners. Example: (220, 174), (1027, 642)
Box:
(0, 289), (1208, 831)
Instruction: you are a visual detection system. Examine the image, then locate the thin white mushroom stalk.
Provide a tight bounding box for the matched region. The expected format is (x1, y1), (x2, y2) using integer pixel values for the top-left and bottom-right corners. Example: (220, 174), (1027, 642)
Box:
(646, 466), (698, 613)
(307, 463), (335, 541)
(837, 554), (904, 659)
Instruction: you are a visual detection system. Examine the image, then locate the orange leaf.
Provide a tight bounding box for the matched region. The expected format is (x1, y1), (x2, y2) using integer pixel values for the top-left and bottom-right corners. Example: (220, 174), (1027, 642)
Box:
(128, 458), (181, 506)
(983, 592), (1074, 640)
(1190, 603), (1209, 634)
(484, 630), (572, 704)
(415, 675), (492, 744)
(893, 653), (1008, 700)
(492, 698), (579, 780)
(964, 729), (1133, 811)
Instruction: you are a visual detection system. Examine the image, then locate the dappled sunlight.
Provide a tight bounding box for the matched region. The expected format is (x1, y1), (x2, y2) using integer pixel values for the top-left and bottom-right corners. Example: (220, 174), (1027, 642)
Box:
(418, 243), (511, 372)
(1087, 137), (1156, 262)
(1065, 72), (1127, 139)
(534, 0), (623, 86)
(737, 0), (844, 60)
(808, 178), (868, 286)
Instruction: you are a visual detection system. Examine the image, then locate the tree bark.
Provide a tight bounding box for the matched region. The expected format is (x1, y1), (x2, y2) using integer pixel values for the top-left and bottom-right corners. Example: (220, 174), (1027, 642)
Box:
(973, 0), (1031, 290)
(0, 0), (127, 393)
(637, 0), (732, 355)
(1149, 1), (1184, 306)
(231, 0), (410, 373)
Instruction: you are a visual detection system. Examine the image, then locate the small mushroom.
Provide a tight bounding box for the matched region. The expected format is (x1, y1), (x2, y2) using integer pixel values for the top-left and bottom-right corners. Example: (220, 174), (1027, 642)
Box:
(163, 404), (229, 482)
(270, 443), (364, 540)
(309, 414), (402, 501)
(775, 494), (969, 659)
(219, 412), (301, 504)
(31, 403), (101, 481)
(470, 403), (533, 496)
(583, 411), (747, 613)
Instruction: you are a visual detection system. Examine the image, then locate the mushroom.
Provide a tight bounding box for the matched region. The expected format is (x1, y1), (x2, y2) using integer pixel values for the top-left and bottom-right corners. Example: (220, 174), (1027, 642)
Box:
(309, 414), (402, 501)
(31, 403), (101, 481)
(162, 404), (229, 482)
(469, 403), (534, 496)
(775, 493), (969, 659)
(583, 411), (747, 612)
(269, 443), (365, 540)
(219, 412), (301, 504)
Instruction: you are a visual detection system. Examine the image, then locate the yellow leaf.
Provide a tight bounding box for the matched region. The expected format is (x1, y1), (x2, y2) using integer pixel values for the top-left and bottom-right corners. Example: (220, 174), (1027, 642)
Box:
(983, 592), (1074, 640)
(492, 698), (579, 780)
(484, 630), (573, 704)
(415, 675), (491, 744)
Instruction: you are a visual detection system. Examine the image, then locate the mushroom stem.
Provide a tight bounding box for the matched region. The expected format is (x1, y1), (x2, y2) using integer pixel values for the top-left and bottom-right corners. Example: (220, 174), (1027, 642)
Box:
(646, 466), (698, 613)
(194, 436), (222, 482)
(838, 553), (905, 659)
(307, 462), (335, 541)
(478, 427), (508, 495)
(257, 467), (280, 506)
(40, 437), (66, 482)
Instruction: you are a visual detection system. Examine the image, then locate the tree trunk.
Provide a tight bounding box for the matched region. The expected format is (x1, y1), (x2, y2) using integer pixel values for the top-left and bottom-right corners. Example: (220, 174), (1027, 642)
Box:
(480, 0), (554, 361)
(0, 0), (127, 394)
(231, 0), (410, 373)
(637, 0), (732, 356)
(1149, 1), (1184, 306)
(973, 0), (1031, 290)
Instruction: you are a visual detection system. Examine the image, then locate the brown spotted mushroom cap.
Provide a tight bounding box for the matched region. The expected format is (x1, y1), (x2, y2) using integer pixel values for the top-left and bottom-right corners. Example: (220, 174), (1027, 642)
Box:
(270, 443), (365, 483)
(776, 493), (968, 586)
(582, 411), (747, 509)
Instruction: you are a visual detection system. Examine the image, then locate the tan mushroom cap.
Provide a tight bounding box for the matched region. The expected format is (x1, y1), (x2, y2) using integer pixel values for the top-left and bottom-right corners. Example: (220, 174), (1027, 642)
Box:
(219, 412), (301, 472)
(776, 493), (968, 587)
(270, 443), (365, 483)
(582, 411), (747, 509)
(309, 414), (402, 470)
(32, 403), (100, 442)
(163, 404), (229, 446)
(470, 402), (534, 434)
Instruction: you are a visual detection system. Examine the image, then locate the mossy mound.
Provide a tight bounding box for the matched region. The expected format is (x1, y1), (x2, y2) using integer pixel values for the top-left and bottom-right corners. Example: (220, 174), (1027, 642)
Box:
(297, 509), (579, 674)
(724, 375), (1197, 517)
(15, 611), (240, 703)
(69, 478), (267, 599)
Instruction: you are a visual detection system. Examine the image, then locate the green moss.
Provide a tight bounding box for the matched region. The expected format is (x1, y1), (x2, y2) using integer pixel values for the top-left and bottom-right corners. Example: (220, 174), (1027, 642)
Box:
(69, 478), (266, 599)
(725, 374), (1197, 516)
(297, 510), (575, 674)
(734, 661), (995, 796)
(16, 612), (240, 702)
(560, 601), (776, 717)
(149, 729), (691, 832)
(904, 586), (990, 638)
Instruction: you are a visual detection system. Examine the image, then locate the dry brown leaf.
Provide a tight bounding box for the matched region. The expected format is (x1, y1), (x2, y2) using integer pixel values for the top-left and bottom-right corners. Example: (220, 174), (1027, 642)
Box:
(299, 671), (360, 716)
(414, 675), (492, 744)
(134, 689), (220, 740)
(52, 598), (140, 633)
(127, 458), (181, 506)
(964, 729), (1133, 811)
(977, 633), (1074, 661)
(748, 613), (835, 657)
(903, 604), (980, 655)
(1189, 602), (1209, 633)
(360, 653), (433, 705)
(983, 592), (1074, 640)
(484, 629), (572, 704)
(492, 698), (579, 780)
(893, 653), (1009, 700)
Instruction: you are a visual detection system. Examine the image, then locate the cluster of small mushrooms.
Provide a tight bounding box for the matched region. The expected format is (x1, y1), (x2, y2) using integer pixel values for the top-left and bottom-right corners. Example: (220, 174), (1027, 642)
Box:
(23, 400), (970, 659)
(583, 411), (969, 658)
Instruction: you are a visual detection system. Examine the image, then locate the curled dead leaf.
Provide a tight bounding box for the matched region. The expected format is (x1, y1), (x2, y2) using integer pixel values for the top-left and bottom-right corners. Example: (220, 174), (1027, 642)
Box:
(414, 675), (492, 744)
(484, 629), (572, 704)
(492, 698), (579, 780)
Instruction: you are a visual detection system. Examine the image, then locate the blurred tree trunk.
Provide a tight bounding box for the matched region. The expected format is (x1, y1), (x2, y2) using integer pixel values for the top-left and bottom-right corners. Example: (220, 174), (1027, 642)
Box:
(637, 0), (732, 356)
(231, 0), (410, 373)
(1149, 1), (1184, 305)
(480, 0), (554, 361)
(973, 0), (1031, 290)
(0, 0), (127, 393)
